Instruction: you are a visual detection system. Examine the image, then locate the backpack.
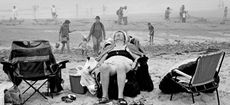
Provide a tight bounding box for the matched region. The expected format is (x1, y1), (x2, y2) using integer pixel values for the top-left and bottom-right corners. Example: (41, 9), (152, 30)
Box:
(4, 86), (22, 105)
(136, 56), (154, 92)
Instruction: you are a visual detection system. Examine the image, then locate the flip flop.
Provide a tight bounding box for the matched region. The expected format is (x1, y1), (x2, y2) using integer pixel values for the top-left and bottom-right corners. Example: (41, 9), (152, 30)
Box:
(118, 98), (127, 105)
(61, 96), (73, 103)
(98, 97), (110, 104)
(68, 94), (76, 100)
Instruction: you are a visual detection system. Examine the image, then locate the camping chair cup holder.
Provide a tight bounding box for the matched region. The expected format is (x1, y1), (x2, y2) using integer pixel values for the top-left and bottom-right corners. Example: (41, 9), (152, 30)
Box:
(1, 40), (69, 105)
(169, 51), (225, 105)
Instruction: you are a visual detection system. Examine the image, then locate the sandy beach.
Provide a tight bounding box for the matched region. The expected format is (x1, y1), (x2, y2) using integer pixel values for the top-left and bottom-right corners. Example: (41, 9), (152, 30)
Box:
(1, 16), (230, 105)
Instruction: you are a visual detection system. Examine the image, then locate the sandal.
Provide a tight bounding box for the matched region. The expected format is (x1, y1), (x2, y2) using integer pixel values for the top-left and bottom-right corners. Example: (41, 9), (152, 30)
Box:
(68, 94), (76, 100)
(61, 96), (74, 103)
(118, 98), (127, 105)
(98, 97), (110, 104)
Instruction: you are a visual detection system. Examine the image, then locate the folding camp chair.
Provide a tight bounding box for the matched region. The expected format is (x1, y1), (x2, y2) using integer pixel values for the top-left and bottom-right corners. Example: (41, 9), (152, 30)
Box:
(170, 51), (225, 105)
(0, 40), (68, 105)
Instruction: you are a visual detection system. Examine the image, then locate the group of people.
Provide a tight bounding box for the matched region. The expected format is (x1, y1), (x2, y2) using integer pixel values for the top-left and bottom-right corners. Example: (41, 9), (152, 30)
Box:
(59, 16), (156, 55)
(59, 16), (105, 55)
(116, 6), (128, 25)
(165, 5), (229, 24)
(10, 5), (57, 21)
(164, 5), (187, 23)
(59, 18), (151, 105)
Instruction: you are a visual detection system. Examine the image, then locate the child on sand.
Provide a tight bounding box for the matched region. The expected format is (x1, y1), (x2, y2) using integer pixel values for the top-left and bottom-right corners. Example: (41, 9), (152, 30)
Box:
(148, 23), (154, 45)
(79, 36), (88, 56)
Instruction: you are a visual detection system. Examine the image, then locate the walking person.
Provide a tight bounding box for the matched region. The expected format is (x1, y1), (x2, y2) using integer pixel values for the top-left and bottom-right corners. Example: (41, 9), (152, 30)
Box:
(87, 16), (106, 56)
(59, 20), (76, 54)
(123, 6), (128, 25)
(148, 23), (154, 45)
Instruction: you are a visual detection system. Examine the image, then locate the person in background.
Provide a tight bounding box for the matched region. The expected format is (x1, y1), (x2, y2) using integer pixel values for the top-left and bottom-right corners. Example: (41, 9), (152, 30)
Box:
(87, 16), (106, 56)
(51, 5), (57, 20)
(12, 5), (18, 20)
(59, 20), (76, 53)
(223, 6), (228, 24)
(165, 7), (171, 21)
(123, 6), (128, 25)
(116, 7), (123, 25)
(182, 11), (187, 23)
(148, 23), (154, 45)
(179, 5), (185, 22)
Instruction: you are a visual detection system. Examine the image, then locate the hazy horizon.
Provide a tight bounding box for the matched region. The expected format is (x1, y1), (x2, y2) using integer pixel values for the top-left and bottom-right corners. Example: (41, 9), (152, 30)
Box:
(0, 0), (229, 19)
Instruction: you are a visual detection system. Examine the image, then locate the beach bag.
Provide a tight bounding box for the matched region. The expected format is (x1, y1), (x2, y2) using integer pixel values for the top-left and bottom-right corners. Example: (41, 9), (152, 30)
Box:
(124, 70), (140, 97)
(48, 75), (63, 93)
(136, 56), (154, 92)
(4, 86), (22, 105)
(48, 66), (63, 93)
(159, 72), (187, 94)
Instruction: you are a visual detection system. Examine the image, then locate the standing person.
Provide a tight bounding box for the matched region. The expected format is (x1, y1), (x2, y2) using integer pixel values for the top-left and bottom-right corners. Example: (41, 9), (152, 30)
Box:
(123, 6), (128, 25)
(87, 16), (106, 56)
(179, 5), (185, 22)
(59, 20), (76, 54)
(222, 6), (228, 24)
(51, 5), (57, 20)
(12, 5), (18, 20)
(182, 11), (187, 23)
(148, 23), (154, 45)
(116, 7), (123, 25)
(165, 7), (171, 21)
(224, 7), (228, 19)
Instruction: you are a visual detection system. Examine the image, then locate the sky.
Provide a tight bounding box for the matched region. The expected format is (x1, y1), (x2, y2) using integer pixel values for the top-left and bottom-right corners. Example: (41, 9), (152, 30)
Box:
(0, 0), (229, 19)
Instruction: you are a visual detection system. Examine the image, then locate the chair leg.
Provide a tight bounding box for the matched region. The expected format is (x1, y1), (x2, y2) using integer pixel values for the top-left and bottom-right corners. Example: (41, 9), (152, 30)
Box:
(22, 81), (37, 94)
(170, 93), (173, 101)
(35, 80), (49, 99)
(216, 89), (220, 105)
(191, 93), (195, 103)
(21, 80), (48, 104)
(22, 90), (38, 105)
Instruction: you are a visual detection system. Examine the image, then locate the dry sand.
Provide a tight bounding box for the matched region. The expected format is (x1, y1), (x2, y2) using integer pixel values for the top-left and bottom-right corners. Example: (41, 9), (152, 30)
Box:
(1, 16), (230, 105)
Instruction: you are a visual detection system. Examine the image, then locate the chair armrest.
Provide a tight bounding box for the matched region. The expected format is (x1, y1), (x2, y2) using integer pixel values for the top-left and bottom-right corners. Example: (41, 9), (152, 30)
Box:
(0, 61), (12, 66)
(172, 69), (192, 80)
(50, 60), (69, 74)
(57, 60), (69, 69)
(0, 61), (14, 72)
